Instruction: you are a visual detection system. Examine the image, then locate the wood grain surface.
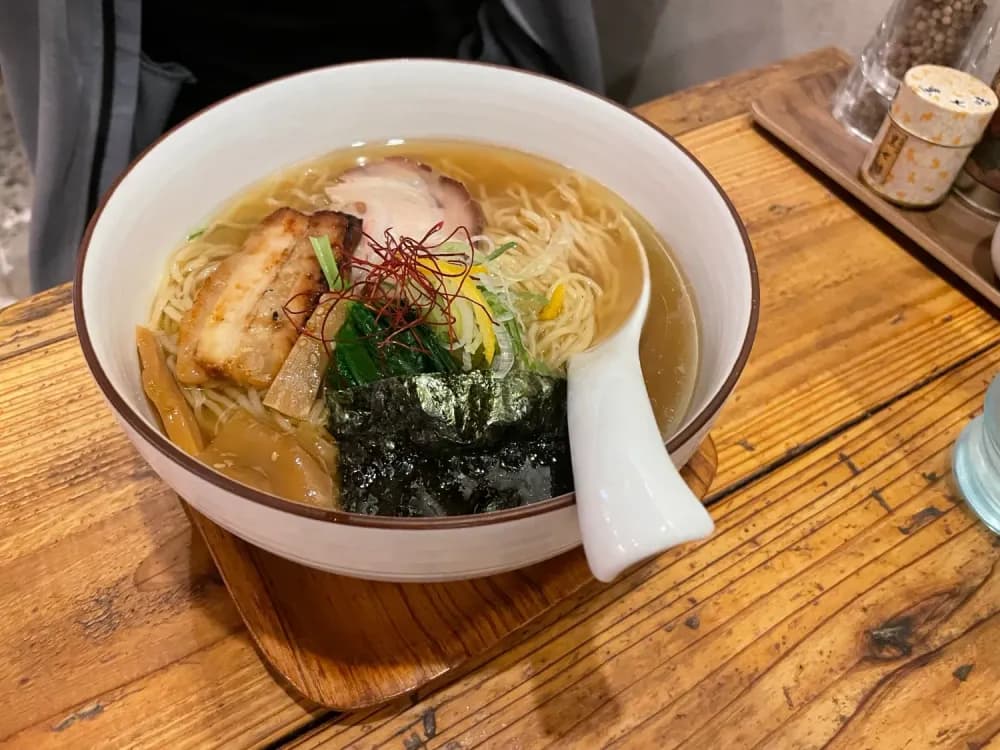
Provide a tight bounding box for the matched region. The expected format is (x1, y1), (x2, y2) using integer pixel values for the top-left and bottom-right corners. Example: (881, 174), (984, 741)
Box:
(1, 48), (998, 749)
(634, 47), (851, 137)
(683, 113), (1000, 495)
(184, 440), (715, 712)
(752, 68), (1000, 309)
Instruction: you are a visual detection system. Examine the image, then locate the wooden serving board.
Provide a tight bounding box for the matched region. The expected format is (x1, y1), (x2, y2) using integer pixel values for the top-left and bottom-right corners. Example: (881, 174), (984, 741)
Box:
(751, 68), (1000, 308)
(183, 437), (717, 711)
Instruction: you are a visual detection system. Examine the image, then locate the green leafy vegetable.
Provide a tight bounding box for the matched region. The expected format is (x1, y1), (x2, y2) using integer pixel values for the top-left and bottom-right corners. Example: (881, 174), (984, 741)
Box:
(327, 304), (460, 388)
(186, 227), (206, 241)
(487, 241), (517, 261)
(347, 304), (424, 377)
(332, 315), (380, 386)
(310, 235), (346, 291)
(333, 346), (360, 387)
(417, 327), (461, 374)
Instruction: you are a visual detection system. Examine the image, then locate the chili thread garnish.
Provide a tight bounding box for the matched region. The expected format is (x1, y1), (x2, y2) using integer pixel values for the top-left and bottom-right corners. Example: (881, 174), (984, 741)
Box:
(282, 223), (496, 358)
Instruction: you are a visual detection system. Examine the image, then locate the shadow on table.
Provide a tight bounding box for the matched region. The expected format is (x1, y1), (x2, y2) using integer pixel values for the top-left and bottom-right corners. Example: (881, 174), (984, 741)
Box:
(525, 581), (620, 743)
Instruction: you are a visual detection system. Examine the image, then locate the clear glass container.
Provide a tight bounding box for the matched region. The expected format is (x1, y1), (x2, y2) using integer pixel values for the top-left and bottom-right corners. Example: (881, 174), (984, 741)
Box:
(954, 373), (1000, 534)
(954, 16), (1000, 214)
(964, 7), (1000, 78)
(833, 0), (999, 141)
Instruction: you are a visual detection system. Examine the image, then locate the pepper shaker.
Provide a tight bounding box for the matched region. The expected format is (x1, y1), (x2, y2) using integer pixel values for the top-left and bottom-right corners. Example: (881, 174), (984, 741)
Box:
(833, 0), (999, 141)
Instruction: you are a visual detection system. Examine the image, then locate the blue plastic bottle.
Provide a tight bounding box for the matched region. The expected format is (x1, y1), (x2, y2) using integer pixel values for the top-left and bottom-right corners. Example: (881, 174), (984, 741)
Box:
(954, 375), (1000, 534)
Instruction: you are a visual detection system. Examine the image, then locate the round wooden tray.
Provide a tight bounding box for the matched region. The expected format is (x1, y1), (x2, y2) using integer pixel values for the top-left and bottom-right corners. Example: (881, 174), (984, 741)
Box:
(184, 437), (718, 710)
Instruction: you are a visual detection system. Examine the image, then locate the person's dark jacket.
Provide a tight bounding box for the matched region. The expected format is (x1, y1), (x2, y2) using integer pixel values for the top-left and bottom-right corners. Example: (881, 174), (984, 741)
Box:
(0, 0), (604, 292)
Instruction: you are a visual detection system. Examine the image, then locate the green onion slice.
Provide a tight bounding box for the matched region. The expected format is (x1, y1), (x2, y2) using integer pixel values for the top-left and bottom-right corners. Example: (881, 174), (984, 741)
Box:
(487, 241), (517, 261)
(310, 235), (347, 291)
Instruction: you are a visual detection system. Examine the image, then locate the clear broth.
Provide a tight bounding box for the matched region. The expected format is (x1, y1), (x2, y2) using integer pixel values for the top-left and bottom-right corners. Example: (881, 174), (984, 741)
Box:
(190, 139), (699, 436)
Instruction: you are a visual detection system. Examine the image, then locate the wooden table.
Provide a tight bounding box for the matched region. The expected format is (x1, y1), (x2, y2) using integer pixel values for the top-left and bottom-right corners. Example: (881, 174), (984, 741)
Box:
(2, 48), (999, 749)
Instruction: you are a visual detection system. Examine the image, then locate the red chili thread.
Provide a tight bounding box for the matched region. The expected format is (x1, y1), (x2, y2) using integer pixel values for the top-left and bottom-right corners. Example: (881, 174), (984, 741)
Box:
(281, 223), (496, 359)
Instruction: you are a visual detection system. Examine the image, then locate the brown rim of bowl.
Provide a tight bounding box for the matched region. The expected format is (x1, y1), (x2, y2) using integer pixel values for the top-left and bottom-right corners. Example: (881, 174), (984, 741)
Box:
(73, 58), (759, 531)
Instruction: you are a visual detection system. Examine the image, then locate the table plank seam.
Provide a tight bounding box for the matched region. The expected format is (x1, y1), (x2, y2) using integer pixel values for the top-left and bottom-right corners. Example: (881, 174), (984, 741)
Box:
(0, 330), (76, 365)
(706, 336), (1000, 504)
(263, 714), (344, 750)
(710, 300), (993, 480)
(601, 514), (983, 750)
(451, 466), (972, 750)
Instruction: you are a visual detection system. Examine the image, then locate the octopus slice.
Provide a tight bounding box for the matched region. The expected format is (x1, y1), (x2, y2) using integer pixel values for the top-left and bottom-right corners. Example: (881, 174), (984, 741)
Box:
(176, 208), (362, 388)
(324, 157), (484, 274)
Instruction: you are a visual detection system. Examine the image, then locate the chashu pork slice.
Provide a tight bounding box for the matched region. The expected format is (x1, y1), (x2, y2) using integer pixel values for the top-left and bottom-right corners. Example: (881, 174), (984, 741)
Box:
(325, 157), (484, 280)
(176, 208), (362, 389)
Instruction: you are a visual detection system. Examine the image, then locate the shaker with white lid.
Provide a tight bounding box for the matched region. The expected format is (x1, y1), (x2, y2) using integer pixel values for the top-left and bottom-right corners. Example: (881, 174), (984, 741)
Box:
(860, 64), (998, 207)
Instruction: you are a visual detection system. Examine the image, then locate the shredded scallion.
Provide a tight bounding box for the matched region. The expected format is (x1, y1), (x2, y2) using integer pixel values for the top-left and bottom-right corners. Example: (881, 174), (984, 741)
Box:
(516, 290), (550, 308)
(437, 241), (470, 254)
(186, 228), (206, 241)
(310, 235), (346, 291)
(487, 241), (517, 261)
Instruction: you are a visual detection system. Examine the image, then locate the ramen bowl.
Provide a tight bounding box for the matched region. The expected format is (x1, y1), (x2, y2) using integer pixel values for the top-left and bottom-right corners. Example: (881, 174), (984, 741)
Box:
(75, 60), (758, 582)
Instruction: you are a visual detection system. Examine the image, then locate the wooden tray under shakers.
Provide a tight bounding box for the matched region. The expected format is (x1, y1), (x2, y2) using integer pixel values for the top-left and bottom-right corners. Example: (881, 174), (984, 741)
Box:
(183, 437), (718, 711)
(751, 68), (1000, 308)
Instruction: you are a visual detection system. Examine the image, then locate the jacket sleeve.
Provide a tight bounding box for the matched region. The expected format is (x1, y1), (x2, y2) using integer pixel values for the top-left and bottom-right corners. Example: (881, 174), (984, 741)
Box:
(0, 0), (189, 292)
(459, 0), (605, 94)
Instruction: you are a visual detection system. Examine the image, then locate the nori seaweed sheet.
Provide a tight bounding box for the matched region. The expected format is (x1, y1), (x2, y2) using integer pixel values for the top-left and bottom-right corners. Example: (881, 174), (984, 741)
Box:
(326, 371), (574, 517)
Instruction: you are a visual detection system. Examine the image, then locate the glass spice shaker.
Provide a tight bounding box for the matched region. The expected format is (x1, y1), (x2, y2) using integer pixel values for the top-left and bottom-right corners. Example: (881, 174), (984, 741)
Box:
(833, 0), (999, 142)
(954, 18), (1000, 214)
(954, 373), (1000, 534)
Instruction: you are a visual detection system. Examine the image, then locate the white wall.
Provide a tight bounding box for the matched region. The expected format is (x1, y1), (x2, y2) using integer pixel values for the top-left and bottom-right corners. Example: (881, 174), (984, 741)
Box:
(596, 0), (895, 104)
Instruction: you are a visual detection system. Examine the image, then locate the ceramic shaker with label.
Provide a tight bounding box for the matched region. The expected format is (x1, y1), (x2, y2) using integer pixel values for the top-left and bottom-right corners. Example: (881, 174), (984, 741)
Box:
(860, 64), (998, 207)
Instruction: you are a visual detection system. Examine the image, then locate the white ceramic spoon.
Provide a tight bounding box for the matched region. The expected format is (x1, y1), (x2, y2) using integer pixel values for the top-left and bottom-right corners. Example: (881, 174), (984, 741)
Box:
(567, 248), (714, 583)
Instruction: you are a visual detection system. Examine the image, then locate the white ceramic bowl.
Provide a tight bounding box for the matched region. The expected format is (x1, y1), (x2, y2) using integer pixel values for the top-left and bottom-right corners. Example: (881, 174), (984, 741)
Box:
(75, 60), (758, 582)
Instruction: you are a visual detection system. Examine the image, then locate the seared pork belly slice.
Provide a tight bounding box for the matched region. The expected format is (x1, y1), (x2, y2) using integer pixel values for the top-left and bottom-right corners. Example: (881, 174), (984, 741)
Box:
(176, 208), (362, 388)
